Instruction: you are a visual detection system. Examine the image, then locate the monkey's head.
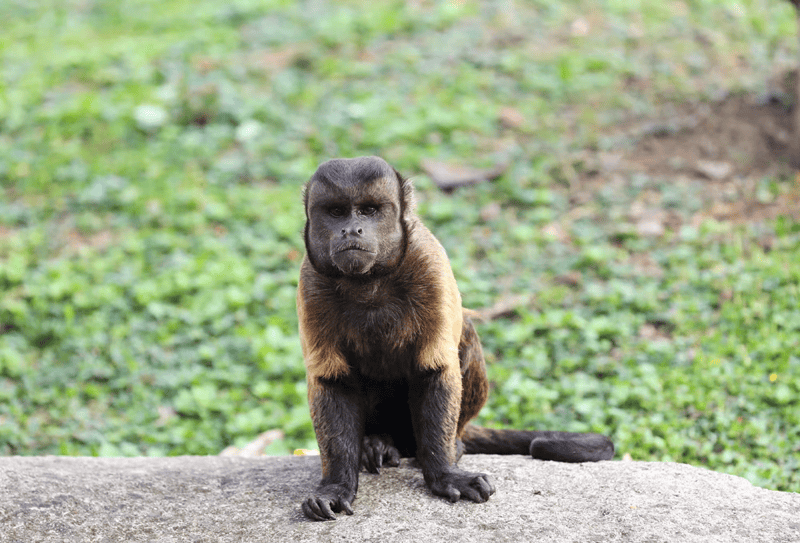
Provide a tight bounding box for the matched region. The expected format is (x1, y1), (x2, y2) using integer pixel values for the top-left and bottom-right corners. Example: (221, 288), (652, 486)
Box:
(303, 156), (414, 277)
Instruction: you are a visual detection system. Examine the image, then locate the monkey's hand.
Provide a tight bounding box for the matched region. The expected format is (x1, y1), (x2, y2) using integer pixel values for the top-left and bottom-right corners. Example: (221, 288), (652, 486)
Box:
(301, 484), (355, 521)
(361, 434), (401, 474)
(427, 467), (495, 503)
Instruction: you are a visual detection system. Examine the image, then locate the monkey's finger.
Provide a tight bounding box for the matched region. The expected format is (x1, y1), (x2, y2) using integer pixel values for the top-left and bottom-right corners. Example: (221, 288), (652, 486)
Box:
(458, 485), (486, 503)
(445, 485), (461, 502)
(302, 500), (325, 521)
(364, 449), (380, 474)
(318, 499), (338, 520)
(360, 451), (373, 473)
(386, 446), (401, 467)
(303, 499), (329, 521)
(368, 444), (380, 471)
(430, 480), (462, 502)
(339, 499), (355, 516)
(301, 501), (316, 520)
(304, 498), (336, 521)
(362, 438), (383, 473)
(462, 476), (494, 503)
(474, 476), (495, 499)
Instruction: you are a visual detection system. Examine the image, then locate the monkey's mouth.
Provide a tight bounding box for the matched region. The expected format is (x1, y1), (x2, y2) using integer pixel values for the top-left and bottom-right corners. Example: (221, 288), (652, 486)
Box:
(334, 243), (376, 255)
(332, 243), (378, 275)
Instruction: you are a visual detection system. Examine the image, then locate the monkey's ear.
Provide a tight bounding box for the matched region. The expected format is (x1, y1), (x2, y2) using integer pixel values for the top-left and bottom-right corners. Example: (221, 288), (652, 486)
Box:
(301, 182), (310, 217)
(394, 168), (417, 220)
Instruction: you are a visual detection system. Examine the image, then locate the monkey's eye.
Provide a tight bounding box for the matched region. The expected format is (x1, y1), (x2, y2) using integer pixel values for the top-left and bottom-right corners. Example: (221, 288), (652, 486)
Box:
(359, 205), (378, 216)
(328, 206), (346, 218)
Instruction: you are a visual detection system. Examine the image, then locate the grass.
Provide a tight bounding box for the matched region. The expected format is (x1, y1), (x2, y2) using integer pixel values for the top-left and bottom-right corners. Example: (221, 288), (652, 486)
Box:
(1, 0), (798, 491)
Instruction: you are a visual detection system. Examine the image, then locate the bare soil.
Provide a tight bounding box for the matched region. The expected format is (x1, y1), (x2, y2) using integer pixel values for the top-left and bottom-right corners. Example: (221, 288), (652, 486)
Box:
(577, 71), (800, 228)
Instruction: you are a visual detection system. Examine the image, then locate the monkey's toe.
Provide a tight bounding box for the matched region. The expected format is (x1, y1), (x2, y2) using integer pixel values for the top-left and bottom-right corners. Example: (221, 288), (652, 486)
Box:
(361, 434), (401, 473)
(429, 468), (495, 504)
(301, 484), (356, 521)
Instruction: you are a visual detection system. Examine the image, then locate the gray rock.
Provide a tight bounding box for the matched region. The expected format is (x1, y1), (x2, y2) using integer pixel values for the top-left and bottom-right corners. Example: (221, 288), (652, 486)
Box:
(0, 455), (798, 542)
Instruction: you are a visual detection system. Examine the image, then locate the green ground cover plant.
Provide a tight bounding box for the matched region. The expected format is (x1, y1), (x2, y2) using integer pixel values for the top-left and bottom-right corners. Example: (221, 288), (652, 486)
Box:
(1, 0), (798, 491)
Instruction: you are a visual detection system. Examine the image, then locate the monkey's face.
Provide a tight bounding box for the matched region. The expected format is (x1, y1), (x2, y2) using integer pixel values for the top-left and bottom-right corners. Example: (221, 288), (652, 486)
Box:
(304, 158), (407, 277)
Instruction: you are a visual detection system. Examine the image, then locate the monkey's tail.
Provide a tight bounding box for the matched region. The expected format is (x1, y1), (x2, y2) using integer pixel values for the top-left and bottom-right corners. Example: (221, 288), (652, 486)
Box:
(460, 424), (614, 462)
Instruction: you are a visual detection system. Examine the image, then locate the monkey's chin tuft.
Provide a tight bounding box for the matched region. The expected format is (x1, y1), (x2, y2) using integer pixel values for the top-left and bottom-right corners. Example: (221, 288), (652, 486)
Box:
(332, 249), (377, 276)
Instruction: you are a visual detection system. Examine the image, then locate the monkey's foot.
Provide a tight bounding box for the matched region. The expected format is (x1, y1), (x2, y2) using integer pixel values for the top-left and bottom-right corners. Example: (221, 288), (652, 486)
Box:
(428, 468), (495, 503)
(301, 484), (355, 521)
(361, 434), (401, 474)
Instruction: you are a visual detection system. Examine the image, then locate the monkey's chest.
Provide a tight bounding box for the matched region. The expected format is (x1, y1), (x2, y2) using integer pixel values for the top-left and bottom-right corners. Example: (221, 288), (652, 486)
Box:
(341, 333), (417, 381)
(341, 296), (418, 341)
(335, 303), (420, 379)
(329, 280), (437, 379)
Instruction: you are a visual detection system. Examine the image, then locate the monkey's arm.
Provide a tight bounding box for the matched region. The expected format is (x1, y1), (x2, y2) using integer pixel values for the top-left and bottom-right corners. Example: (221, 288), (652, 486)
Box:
(404, 248), (494, 503)
(297, 279), (365, 521)
(302, 376), (365, 521)
(409, 364), (495, 503)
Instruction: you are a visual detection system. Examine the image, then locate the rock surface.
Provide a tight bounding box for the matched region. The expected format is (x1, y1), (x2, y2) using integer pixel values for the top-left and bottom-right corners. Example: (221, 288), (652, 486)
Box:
(1, 455), (798, 542)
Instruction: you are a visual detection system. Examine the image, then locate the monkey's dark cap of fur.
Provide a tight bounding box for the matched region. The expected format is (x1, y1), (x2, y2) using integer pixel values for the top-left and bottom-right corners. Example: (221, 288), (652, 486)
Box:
(304, 156), (416, 217)
(312, 156), (393, 188)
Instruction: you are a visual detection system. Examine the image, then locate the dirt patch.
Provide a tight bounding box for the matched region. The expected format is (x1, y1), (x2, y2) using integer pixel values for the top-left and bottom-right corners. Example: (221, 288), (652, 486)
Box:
(631, 97), (788, 178)
(576, 71), (800, 227)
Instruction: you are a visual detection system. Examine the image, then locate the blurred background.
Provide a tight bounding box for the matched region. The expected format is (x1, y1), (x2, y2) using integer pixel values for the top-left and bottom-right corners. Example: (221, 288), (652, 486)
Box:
(1, 0), (798, 492)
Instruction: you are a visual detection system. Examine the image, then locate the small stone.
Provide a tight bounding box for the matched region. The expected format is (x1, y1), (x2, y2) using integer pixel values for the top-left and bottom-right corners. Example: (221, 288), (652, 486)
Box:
(133, 104), (168, 131)
(480, 202), (502, 222)
(694, 160), (733, 180)
(235, 120), (264, 143)
(636, 218), (665, 237)
(498, 107), (525, 129)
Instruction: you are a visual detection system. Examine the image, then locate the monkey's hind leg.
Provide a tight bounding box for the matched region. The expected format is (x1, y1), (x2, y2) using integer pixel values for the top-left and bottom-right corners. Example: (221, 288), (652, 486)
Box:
(361, 434), (401, 474)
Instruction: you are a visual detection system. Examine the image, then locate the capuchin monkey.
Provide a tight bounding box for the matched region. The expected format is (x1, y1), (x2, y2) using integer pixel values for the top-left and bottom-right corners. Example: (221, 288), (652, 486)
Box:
(297, 156), (613, 521)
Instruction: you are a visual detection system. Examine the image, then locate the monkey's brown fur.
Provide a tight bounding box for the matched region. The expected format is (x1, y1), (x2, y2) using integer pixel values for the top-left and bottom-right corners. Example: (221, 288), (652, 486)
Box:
(297, 157), (613, 521)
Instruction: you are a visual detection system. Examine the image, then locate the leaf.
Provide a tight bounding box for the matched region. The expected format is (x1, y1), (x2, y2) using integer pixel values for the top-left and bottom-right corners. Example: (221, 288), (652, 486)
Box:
(420, 159), (508, 191)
